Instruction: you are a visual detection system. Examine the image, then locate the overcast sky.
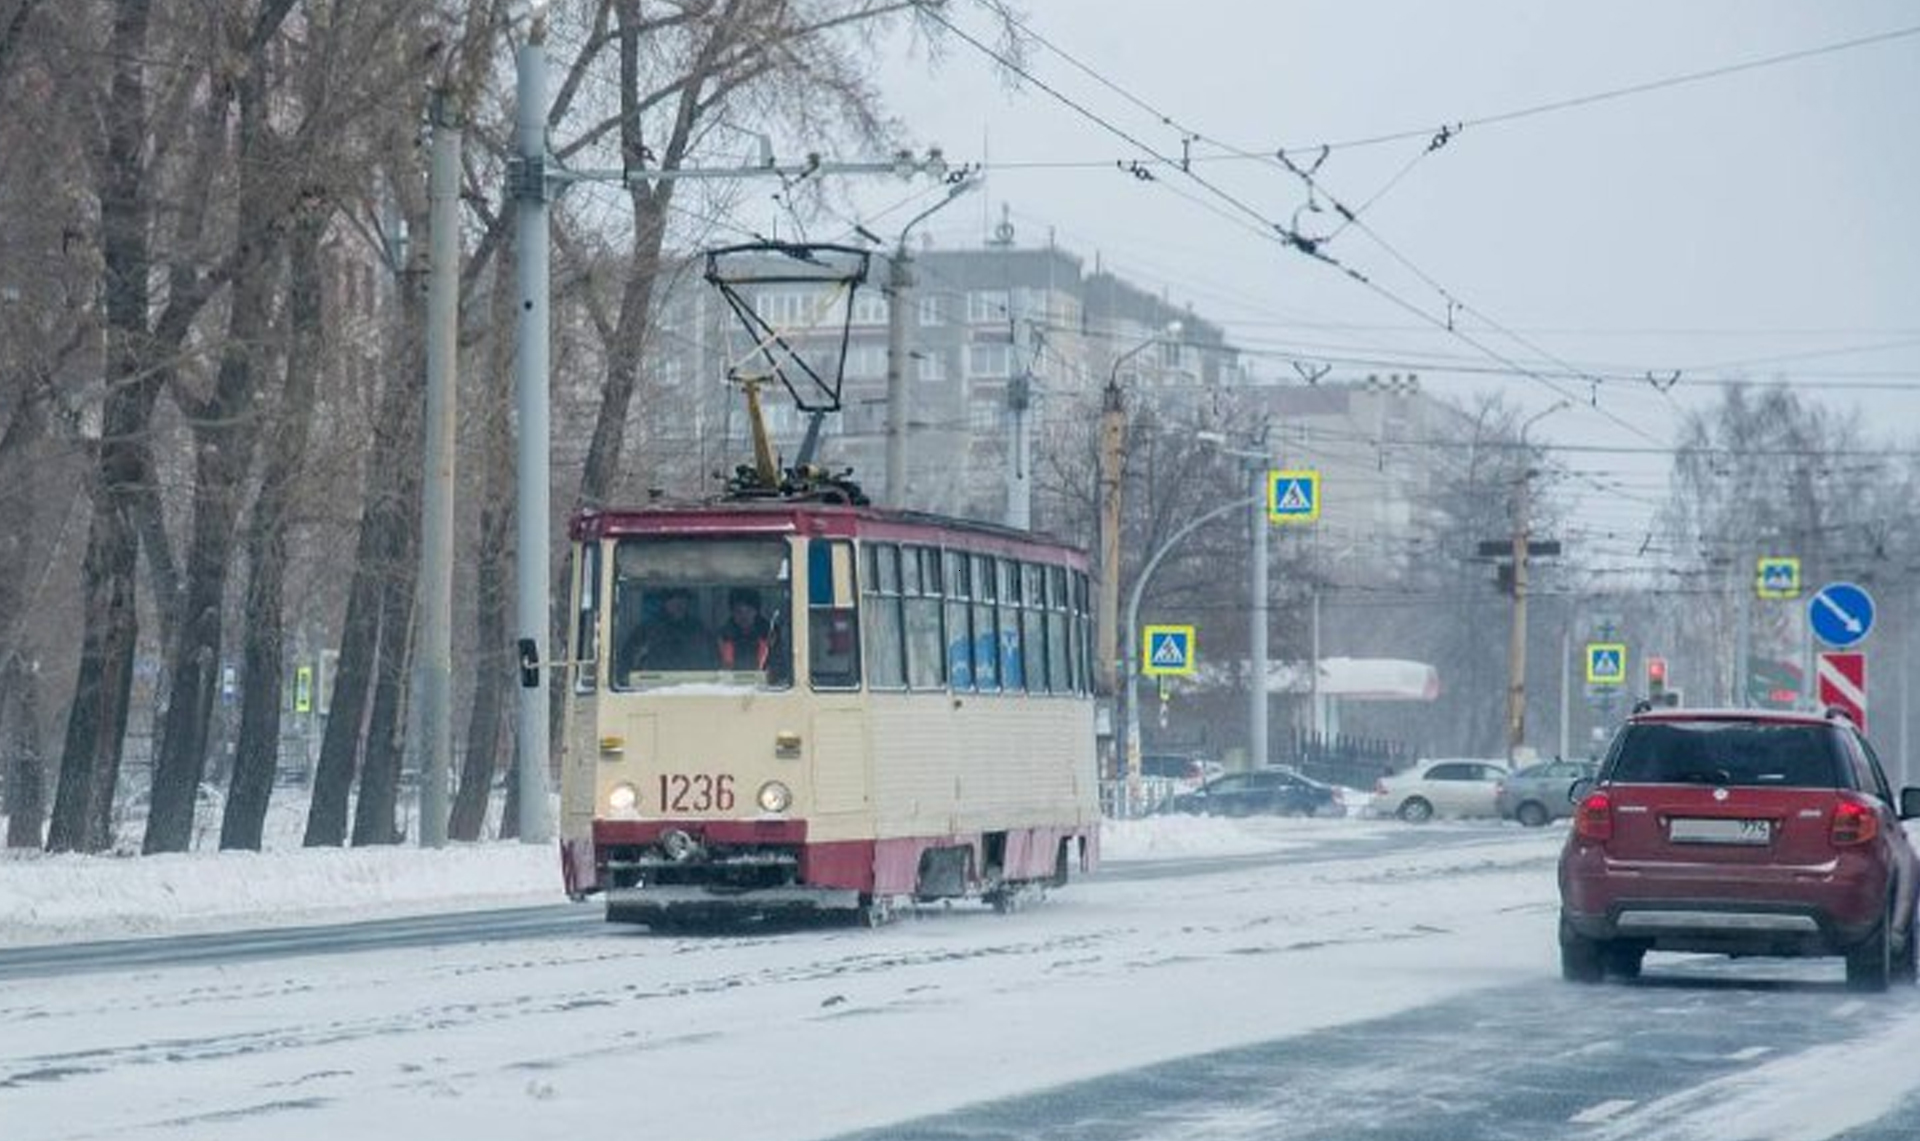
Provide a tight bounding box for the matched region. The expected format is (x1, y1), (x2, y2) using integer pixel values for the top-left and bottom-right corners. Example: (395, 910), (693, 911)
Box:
(811, 1), (1920, 561)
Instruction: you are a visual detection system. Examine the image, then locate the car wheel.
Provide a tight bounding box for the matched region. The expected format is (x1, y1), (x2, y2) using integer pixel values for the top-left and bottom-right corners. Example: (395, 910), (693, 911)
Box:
(1846, 910), (1893, 993)
(1396, 797), (1434, 823)
(1603, 941), (1645, 980)
(1894, 907), (1918, 986)
(1515, 801), (1550, 828)
(1559, 916), (1604, 984)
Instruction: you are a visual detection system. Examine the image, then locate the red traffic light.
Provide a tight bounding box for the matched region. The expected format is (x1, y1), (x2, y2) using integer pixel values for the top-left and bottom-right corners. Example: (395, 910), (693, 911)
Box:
(1647, 656), (1668, 687)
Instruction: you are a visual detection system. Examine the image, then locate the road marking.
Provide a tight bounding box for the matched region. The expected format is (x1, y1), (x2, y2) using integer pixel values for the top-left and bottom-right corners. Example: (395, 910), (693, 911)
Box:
(1569, 1099), (1637, 1123)
(1724, 1045), (1772, 1061)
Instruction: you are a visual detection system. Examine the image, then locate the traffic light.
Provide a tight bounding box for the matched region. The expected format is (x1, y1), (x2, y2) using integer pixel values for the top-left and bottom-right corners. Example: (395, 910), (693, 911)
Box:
(1646, 656), (1667, 701)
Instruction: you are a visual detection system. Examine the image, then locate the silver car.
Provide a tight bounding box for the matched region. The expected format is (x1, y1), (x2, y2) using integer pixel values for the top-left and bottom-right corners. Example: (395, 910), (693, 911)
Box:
(1495, 759), (1597, 827)
(1369, 758), (1509, 822)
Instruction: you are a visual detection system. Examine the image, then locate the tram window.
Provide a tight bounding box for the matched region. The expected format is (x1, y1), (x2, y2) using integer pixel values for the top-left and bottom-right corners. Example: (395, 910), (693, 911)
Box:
(944, 550), (973, 691)
(572, 543), (600, 694)
(809, 539), (860, 689)
(1021, 562), (1046, 694)
(608, 537), (793, 691)
(904, 547), (946, 690)
(1071, 571), (1092, 694)
(971, 552), (999, 692)
(863, 543), (906, 689)
(998, 558), (1024, 691)
(1047, 565), (1070, 696)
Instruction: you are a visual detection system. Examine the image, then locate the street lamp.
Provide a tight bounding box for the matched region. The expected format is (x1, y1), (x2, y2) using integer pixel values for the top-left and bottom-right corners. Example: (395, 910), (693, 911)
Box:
(884, 177), (979, 508)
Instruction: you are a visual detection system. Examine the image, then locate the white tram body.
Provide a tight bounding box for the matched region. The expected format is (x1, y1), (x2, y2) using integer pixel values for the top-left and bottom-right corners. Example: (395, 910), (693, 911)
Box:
(558, 500), (1100, 921)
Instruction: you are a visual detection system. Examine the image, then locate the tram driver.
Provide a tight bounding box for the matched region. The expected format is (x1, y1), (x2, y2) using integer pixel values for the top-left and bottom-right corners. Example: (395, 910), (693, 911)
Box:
(624, 586), (713, 672)
(716, 587), (788, 684)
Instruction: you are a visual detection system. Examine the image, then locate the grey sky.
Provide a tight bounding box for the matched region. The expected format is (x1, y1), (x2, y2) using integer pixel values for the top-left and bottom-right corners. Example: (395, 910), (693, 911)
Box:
(820, 0), (1920, 560)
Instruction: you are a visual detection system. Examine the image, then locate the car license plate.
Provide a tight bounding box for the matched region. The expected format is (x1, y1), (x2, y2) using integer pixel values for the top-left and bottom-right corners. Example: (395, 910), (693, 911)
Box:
(1668, 817), (1770, 845)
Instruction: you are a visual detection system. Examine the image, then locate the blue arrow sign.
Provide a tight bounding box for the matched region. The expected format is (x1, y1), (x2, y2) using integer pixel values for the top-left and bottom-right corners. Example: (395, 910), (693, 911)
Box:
(1808, 581), (1875, 649)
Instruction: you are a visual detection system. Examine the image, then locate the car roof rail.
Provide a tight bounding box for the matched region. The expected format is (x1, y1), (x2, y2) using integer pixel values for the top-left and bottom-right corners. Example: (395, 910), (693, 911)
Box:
(1823, 705), (1859, 725)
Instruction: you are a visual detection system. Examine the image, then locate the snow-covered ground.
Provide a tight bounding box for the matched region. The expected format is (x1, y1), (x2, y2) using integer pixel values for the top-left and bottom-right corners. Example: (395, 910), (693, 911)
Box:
(0, 806), (1365, 947)
(8, 810), (1920, 1140)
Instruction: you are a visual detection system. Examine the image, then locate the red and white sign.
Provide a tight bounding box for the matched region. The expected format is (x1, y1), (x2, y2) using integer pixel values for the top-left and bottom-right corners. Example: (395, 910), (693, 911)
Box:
(1816, 651), (1867, 732)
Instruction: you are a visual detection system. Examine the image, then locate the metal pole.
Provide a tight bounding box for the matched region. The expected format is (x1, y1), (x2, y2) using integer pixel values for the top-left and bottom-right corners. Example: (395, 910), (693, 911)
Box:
(883, 247), (910, 507)
(1121, 495), (1261, 812)
(1309, 587), (1322, 738)
(1558, 624), (1571, 760)
(1249, 464), (1268, 768)
(417, 90), (459, 847)
(1005, 374), (1030, 530)
(1734, 554), (1751, 708)
(513, 24), (553, 843)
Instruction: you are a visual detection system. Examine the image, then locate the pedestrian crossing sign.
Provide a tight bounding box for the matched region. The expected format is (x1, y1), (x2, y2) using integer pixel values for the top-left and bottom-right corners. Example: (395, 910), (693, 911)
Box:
(1586, 642), (1628, 686)
(1267, 469), (1321, 524)
(1756, 556), (1800, 599)
(1143, 625), (1196, 676)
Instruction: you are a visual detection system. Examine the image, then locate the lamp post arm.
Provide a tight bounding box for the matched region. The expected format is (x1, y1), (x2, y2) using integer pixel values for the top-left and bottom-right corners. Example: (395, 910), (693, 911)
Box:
(1125, 493), (1264, 644)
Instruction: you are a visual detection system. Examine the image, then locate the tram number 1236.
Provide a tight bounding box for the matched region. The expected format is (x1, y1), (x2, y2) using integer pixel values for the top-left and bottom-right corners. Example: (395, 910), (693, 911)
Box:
(659, 773), (736, 813)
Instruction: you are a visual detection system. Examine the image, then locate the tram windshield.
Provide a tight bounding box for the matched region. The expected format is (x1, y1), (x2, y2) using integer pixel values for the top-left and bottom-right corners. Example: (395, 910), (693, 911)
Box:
(610, 537), (792, 691)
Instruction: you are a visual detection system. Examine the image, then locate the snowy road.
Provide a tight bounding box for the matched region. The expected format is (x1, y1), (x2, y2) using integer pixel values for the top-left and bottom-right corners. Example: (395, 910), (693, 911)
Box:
(6, 819), (1920, 1140)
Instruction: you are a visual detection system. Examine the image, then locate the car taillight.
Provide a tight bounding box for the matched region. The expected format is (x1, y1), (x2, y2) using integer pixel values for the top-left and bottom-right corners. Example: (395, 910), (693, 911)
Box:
(1573, 791), (1613, 841)
(1830, 797), (1880, 846)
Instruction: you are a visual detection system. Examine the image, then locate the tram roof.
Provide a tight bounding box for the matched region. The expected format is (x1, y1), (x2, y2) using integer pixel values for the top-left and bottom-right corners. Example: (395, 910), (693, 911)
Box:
(571, 500), (1087, 567)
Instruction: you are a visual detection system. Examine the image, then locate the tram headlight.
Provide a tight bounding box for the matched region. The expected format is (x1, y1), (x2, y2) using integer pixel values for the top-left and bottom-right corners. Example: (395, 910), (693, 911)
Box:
(758, 780), (793, 814)
(607, 782), (639, 814)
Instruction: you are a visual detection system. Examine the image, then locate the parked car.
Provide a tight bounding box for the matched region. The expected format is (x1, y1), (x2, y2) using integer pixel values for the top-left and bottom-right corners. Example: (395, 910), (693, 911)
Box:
(1369, 758), (1508, 822)
(1161, 768), (1341, 818)
(1558, 706), (1920, 990)
(1138, 753), (1224, 797)
(1496, 759), (1598, 827)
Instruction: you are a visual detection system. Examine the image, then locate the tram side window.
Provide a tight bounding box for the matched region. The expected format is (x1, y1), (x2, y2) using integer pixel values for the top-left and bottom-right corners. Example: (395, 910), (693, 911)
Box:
(1021, 562), (1047, 693)
(808, 539), (861, 689)
(1046, 565), (1070, 696)
(945, 551), (974, 691)
(573, 542), (600, 694)
(1072, 571), (1092, 694)
(904, 546), (946, 690)
(971, 552), (1000, 692)
(998, 558), (1024, 691)
(863, 543), (907, 689)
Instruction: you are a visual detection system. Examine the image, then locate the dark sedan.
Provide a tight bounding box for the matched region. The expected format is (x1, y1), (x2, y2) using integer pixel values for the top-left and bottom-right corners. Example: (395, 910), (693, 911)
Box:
(1161, 768), (1342, 818)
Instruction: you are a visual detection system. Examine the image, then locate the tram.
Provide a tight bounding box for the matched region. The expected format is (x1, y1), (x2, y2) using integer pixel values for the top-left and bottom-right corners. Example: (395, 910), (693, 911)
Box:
(555, 493), (1101, 924)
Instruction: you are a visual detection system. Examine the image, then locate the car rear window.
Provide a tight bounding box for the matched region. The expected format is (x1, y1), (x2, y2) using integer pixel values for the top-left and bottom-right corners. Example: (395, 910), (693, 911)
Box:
(1605, 721), (1843, 788)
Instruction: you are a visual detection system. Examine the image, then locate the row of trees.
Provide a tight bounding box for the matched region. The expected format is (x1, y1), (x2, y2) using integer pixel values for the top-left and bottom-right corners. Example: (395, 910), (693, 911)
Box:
(0, 0), (989, 853)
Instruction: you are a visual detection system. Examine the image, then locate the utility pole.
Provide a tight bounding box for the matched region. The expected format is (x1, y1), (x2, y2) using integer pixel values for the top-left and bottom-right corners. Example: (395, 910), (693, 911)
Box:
(416, 88), (459, 847)
(1248, 462), (1269, 768)
(1096, 383), (1125, 705)
(511, 21), (554, 843)
(1506, 464), (1531, 761)
(1005, 370), (1031, 529)
(882, 178), (975, 510)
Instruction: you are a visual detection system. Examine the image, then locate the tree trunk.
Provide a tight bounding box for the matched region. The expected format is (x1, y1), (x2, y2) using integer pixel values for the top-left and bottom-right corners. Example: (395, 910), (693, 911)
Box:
(142, 75), (281, 853)
(222, 213), (323, 851)
(350, 566), (413, 846)
(2, 654), (46, 848)
(450, 248), (517, 842)
(46, 0), (157, 854)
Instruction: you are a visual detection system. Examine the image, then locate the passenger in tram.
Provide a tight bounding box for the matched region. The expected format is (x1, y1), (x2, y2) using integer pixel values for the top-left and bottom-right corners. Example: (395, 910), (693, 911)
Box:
(628, 587), (713, 671)
(717, 586), (786, 682)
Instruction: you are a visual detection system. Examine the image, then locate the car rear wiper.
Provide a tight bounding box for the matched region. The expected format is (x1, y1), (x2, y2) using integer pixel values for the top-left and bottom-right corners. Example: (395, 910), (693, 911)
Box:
(1671, 768), (1733, 786)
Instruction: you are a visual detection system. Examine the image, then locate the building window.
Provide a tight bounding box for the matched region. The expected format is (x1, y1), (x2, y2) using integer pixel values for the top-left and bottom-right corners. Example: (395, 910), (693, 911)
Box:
(969, 402), (1003, 432)
(968, 343), (1011, 378)
(918, 294), (945, 327)
(967, 289), (1010, 325)
(852, 291), (890, 326)
(844, 343), (887, 379)
(914, 351), (948, 383)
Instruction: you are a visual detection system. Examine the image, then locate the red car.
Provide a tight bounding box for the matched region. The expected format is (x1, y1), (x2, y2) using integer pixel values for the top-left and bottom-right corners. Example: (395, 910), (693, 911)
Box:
(1558, 706), (1920, 990)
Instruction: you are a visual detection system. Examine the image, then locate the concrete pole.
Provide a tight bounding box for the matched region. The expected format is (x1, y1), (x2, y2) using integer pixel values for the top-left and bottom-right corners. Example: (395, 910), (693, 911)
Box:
(417, 90), (459, 847)
(1507, 465), (1530, 762)
(512, 24), (553, 843)
(1309, 587), (1322, 738)
(1095, 386), (1125, 700)
(1005, 374), (1031, 530)
(883, 248), (910, 507)
(1249, 464), (1269, 768)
